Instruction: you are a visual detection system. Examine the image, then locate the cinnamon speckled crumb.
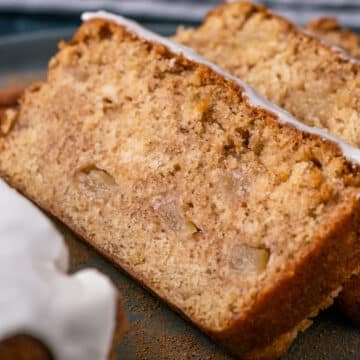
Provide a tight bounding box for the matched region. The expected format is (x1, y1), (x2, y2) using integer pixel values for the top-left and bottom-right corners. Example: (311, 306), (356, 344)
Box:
(175, 1), (360, 330)
(304, 18), (360, 324)
(0, 16), (359, 359)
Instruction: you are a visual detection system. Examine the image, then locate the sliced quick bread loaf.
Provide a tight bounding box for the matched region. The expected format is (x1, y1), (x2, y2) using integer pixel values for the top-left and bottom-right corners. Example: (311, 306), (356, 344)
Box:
(1, 13), (360, 359)
(305, 17), (360, 325)
(174, 0), (360, 328)
(174, 1), (360, 148)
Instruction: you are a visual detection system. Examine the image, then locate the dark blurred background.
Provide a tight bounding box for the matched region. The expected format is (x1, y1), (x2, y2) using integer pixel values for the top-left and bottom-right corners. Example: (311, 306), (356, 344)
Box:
(0, 0), (360, 38)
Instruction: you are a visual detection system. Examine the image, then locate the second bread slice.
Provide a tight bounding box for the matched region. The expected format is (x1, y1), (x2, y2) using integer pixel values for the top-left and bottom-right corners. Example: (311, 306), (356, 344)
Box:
(1, 13), (360, 359)
(174, 0), (360, 328)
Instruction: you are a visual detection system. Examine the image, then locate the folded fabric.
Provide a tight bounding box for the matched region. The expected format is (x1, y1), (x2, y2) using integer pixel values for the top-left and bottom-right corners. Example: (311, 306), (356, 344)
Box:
(0, 0), (359, 27)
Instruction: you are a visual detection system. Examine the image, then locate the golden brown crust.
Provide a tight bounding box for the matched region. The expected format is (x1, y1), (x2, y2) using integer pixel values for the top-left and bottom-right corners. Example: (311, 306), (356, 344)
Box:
(1, 18), (360, 360)
(72, 18), (359, 163)
(174, 1), (360, 147)
(214, 200), (360, 358)
(71, 20), (360, 358)
(3, 164), (350, 360)
(207, 1), (358, 67)
(175, 1), (360, 335)
(305, 18), (360, 59)
(304, 17), (360, 327)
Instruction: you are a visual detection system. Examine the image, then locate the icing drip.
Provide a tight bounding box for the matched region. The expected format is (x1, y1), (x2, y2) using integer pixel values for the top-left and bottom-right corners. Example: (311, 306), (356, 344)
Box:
(82, 11), (360, 165)
(0, 179), (117, 360)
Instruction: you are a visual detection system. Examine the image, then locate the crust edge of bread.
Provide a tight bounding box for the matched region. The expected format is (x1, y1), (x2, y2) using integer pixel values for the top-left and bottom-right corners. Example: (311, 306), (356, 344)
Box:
(176, 0), (360, 333)
(202, 1), (360, 69)
(1, 17), (360, 358)
(2, 148), (358, 358)
(304, 16), (360, 327)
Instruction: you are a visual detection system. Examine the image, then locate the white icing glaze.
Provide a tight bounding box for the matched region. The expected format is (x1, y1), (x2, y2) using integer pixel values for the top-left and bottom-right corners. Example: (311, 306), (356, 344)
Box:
(82, 11), (360, 165)
(0, 179), (117, 360)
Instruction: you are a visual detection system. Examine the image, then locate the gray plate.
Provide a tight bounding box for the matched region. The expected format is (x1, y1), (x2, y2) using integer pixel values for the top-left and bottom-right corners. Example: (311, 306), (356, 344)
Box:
(0, 28), (359, 360)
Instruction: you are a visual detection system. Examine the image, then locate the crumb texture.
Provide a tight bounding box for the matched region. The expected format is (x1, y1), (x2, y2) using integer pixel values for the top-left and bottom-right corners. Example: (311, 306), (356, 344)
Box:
(306, 17), (360, 59)
(305, 15), (360, 326)
(1, 18), (360, 358)
(174, 2), (360, 148)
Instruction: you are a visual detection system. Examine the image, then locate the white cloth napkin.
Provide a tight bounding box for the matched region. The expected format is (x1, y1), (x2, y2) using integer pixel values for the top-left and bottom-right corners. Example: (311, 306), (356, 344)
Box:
(0, 0), (359, 27)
